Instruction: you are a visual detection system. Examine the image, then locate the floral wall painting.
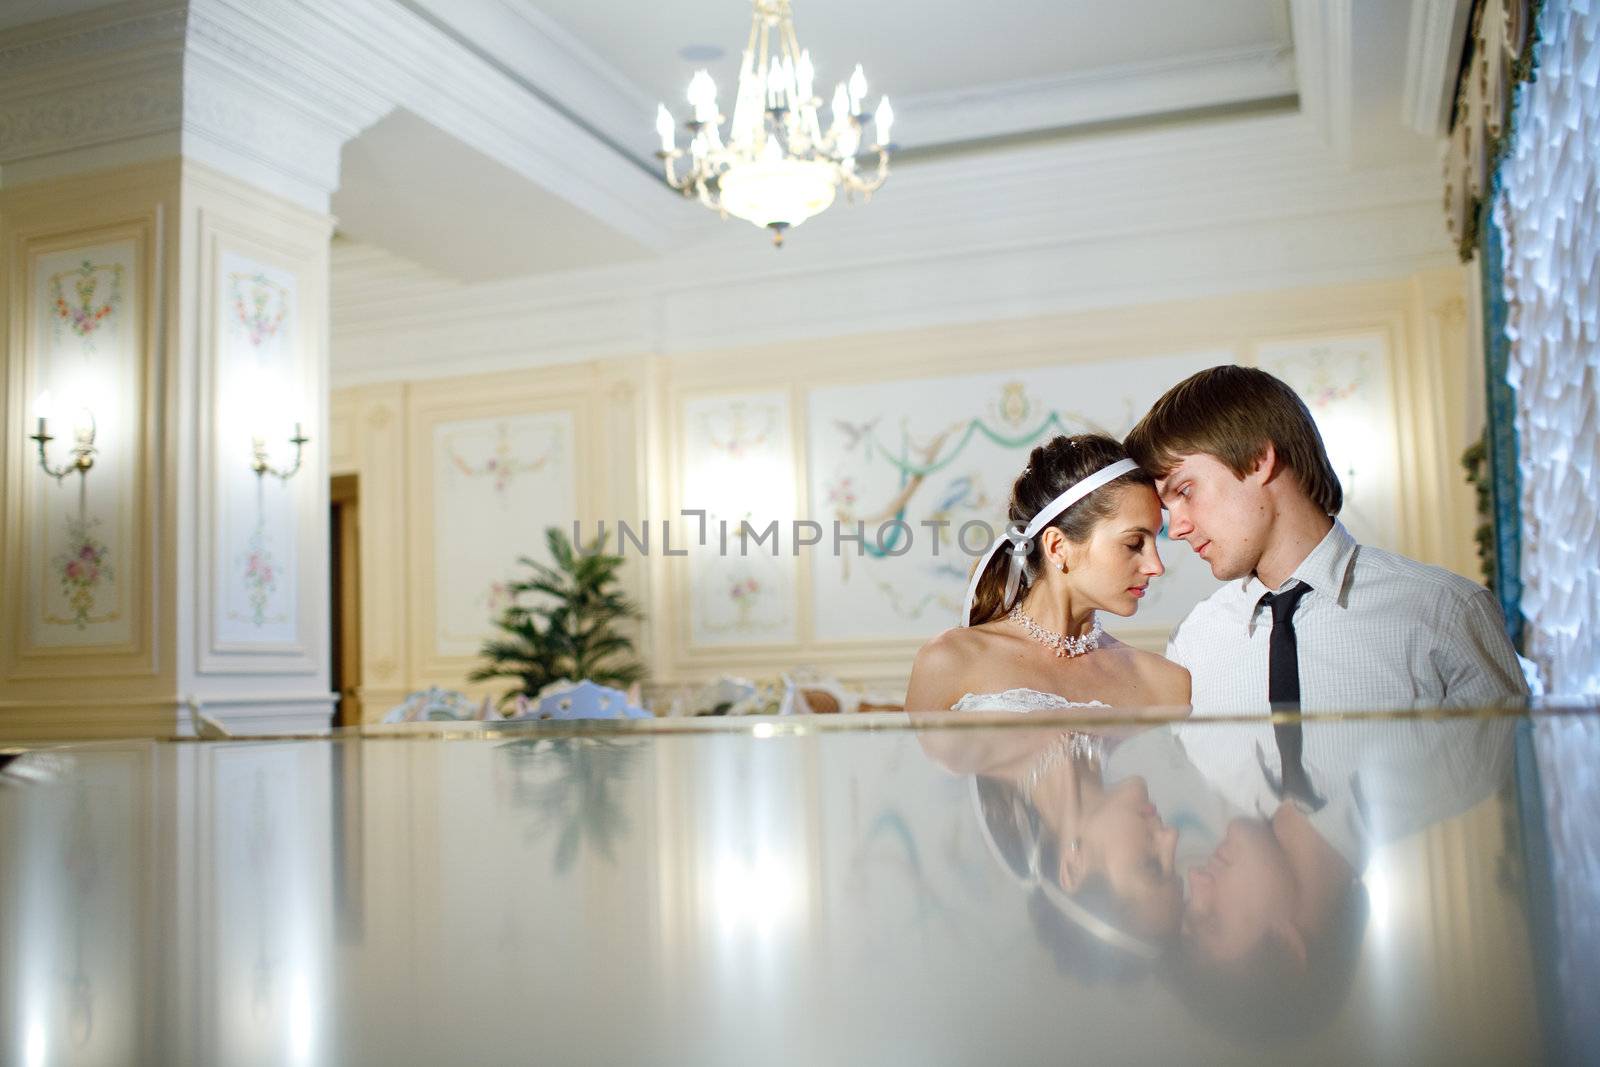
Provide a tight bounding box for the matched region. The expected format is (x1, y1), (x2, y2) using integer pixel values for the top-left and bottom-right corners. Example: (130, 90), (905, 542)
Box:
(230, 270), (288, 348)
(50, 257), (123, 346)
(433, 411), (577, 658)
(28, 239), (139, 649)
(681, 392), (799, 646)
(1257, 333), (1400, 551)
(216, 250), (301, 647)
(806, 353), (1231, 642)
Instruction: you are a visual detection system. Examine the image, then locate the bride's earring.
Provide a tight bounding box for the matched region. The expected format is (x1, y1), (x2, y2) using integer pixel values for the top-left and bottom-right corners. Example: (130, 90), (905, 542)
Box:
(1057, 560), (1067, 574)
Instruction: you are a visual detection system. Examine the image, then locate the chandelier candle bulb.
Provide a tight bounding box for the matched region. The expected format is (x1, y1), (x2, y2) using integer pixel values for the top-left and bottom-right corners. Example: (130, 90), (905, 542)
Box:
(830, 83), (850, 131)
(848, 64), (868, 114)
(874, 96), (894, 146)
(655, 104), (675, 153)
(688, 70), (718, 123)
(796, 50), (815, 101)
(767, 61), (785, 108)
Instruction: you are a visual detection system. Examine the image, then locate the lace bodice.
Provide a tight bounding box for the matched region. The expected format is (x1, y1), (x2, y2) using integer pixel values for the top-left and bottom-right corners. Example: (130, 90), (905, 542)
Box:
(950, 688), (1110, 712)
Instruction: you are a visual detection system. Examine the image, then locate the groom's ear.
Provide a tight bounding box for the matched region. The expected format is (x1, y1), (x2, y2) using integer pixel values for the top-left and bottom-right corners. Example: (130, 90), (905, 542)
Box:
(1248, 442), (1280, 485)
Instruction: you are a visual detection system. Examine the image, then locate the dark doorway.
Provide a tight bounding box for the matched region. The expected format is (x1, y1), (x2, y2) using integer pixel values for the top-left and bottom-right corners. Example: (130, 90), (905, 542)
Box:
(330, 474), (363, 727)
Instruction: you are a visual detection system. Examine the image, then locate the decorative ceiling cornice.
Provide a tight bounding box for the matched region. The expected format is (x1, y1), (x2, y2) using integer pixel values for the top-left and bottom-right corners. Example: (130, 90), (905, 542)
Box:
(1289, 0), (1355, 164)
(0, 3), (185, 74)
(891, 45), (1296, 151)
(0, 0), (689, 236)
(1401, 0), (1474, 138)
(0, 4), (187, 180)
(1443, 0), (1537, 259)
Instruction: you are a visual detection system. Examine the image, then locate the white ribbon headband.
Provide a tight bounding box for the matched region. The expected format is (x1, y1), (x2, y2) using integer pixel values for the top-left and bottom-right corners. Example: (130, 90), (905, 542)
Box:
(961, 458), (1140, 627)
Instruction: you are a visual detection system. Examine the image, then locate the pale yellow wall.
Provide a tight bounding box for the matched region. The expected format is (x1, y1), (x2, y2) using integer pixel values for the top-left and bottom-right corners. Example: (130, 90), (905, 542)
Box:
(330, 269), (1482, 715)
(1, 159), (334, 740)
(2, 162), (182, 737)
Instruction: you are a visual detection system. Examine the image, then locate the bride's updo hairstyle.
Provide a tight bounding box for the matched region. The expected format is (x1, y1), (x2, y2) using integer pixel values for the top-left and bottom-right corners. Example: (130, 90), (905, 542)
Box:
(967, 434), (1154, 626)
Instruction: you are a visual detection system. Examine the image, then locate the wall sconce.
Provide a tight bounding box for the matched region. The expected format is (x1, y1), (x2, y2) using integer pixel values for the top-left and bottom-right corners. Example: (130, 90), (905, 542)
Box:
(251, 422), (308, 481)
(29, 390), (96, 483)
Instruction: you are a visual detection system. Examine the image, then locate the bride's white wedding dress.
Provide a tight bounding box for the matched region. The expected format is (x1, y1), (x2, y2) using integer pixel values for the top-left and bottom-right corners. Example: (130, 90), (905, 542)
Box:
(950, 688), (1109, 712)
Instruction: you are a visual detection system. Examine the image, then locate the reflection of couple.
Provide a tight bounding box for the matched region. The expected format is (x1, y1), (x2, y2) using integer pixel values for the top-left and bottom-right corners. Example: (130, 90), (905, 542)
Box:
(905, 364), (1529, 713)
(927, 714), (1515, 1036)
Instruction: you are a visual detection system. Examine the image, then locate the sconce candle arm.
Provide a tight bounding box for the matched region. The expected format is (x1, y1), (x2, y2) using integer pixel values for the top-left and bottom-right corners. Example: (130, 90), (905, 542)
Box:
(29, 416), (96, 483)
(251, 426), (309, 481)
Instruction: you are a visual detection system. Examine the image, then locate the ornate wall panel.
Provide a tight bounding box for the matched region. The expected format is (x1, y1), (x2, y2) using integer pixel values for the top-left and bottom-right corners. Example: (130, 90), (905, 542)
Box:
(430, 411), (578, 659)
(27, 240), (141, 647)
(192, 193), (329, 686)
(805, 353), (1227, 643)
(213, 250), (302, 648)
(5, 215), (158, 684)
(679, 391), (799, 648)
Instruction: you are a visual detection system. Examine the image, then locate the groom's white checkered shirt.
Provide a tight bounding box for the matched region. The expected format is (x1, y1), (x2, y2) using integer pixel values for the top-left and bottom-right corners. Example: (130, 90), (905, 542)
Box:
(1168, 521), (1529, 715)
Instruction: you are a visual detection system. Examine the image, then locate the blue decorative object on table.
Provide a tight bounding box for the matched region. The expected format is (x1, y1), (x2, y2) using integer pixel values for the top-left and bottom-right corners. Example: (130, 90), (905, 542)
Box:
(512, 680), (651, 721)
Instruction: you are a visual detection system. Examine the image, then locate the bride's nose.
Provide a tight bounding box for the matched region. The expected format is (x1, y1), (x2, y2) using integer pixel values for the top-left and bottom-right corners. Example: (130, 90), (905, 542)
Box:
(1143, 543), (1165, 577)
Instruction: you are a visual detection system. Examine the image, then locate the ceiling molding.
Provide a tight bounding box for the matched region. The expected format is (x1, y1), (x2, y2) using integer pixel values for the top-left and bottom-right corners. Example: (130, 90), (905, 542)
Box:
(0, 4), (186, 179)
(400, 0), (658, 171)
(893, 45), (1297, 149)
(1290, 0), (1355, 164)
(1401, 0), (1473, 138)
(296, 0), (689, 250)
(1, 0), (690, 241)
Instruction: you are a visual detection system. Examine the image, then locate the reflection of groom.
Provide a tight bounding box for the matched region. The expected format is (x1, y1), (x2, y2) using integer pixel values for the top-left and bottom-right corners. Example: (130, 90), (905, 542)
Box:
(1166, 717), (1515, 1040)
(1125, 365), (1527, 714)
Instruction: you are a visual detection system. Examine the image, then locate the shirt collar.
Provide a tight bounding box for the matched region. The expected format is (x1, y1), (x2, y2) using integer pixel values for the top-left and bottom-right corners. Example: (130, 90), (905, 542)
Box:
(1241, 520), (1359, 607)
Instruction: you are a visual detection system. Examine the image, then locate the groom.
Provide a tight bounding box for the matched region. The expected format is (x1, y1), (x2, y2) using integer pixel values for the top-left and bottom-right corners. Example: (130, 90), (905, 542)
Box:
(1125, 365), (1527, 714)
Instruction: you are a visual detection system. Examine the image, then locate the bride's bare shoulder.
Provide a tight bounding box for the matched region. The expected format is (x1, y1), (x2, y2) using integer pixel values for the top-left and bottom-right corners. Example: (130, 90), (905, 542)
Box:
(914, 622), (1012, 664)
(913, 626), (982, 669)
(1122, 644), (1191, 704)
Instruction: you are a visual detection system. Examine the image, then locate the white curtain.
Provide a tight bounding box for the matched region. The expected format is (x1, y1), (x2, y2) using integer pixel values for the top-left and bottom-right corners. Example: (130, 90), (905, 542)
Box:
(1496, 0), (1600, 697)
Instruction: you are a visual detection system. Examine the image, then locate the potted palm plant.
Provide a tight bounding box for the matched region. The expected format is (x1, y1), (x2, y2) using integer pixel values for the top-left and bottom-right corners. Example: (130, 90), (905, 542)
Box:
(470, 527), (645, 710)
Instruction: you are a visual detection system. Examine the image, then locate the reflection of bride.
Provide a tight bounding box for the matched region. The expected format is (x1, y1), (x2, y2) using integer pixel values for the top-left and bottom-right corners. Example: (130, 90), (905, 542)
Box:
(922, 723), (1182, 980)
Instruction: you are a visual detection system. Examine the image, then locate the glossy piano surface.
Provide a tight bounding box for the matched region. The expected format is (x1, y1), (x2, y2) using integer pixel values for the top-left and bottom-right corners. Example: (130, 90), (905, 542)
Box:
(2, 709), (1596, 1065)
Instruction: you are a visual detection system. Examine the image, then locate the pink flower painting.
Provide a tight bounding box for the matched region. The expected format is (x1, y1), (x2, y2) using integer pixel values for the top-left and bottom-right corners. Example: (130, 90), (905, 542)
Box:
(240, 524), (279, 626)
(230, 272), (289, 348)
(52, 515), (113, 630)
(49, 259), (123, 342)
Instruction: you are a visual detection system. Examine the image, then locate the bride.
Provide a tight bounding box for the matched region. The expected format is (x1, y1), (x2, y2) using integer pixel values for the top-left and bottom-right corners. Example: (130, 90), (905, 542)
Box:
(904, 433), (1191, 712)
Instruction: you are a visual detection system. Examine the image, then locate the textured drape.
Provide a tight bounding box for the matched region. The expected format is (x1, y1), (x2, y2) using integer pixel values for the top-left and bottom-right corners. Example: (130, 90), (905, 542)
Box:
(1495, 0), (1600, 697)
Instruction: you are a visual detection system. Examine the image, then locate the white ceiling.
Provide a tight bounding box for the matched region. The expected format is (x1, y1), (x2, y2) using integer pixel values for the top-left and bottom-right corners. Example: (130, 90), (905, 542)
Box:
(337, 0), (1309, 278)
(520, 0), (1292, 108)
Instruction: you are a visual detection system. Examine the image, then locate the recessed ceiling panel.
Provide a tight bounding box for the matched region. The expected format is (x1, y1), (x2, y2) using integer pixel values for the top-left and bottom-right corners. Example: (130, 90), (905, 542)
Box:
(333, 109), (655, 282)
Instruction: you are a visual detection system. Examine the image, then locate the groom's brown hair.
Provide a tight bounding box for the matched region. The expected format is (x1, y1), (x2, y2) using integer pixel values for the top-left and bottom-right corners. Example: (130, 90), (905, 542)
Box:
(1124, 365), (1343, 515)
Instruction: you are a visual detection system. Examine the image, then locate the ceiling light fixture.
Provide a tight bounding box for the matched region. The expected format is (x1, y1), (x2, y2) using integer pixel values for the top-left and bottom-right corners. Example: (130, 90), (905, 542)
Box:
(654, 0), (893, 247)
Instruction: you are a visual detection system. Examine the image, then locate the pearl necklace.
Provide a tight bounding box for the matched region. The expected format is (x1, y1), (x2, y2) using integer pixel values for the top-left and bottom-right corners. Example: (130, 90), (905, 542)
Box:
(1007, 605), (1104, 658)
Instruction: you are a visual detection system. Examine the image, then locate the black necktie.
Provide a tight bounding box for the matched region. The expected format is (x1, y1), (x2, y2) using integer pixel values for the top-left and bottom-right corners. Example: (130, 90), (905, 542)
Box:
(1259, 582), (1321, 808)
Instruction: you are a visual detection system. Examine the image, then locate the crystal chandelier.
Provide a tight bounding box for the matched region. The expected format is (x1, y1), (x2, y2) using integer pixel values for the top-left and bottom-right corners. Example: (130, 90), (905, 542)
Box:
(655, 0), (893, 246)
